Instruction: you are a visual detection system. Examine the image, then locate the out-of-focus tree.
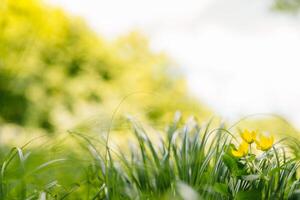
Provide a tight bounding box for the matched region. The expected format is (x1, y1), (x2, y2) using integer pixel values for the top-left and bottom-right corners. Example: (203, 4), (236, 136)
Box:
(0, 0), (211, 133)
(273, 0), (300, 12)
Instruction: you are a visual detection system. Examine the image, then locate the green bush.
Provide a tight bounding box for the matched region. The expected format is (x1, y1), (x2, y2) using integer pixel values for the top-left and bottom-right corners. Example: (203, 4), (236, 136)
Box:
(0, 0), (210, 133)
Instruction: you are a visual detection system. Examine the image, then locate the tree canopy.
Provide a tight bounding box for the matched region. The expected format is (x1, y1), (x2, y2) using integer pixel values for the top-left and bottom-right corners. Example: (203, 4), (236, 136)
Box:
(0, 0), (211, 133)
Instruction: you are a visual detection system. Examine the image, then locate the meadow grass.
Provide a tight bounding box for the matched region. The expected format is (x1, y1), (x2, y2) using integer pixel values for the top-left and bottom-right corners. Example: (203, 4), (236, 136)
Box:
(0, 114), (300, 199)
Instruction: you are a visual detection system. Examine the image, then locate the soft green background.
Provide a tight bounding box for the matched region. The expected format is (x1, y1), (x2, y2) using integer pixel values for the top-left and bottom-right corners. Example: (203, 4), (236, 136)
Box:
(0, 0), (211, 135)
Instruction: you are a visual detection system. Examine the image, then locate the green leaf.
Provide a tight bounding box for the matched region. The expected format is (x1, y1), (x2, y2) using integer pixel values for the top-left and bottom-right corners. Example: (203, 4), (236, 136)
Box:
(222, 153), (246, 176)
(235, 190), (261, 200)
(213, 183), (229, 197)
(247, 154), (256, 162)
(289, 189), (300, 200)
(223, 153), (238, 172)
(242, 174), (260, 181)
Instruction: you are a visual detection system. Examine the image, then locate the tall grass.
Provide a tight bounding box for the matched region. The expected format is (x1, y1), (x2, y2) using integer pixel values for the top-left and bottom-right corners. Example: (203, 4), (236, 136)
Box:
(1, 114), (300, 199)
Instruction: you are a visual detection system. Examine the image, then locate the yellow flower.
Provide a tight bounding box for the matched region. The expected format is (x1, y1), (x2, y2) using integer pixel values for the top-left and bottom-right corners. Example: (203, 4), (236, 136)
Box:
(255, 135), (274, 151)
(232, 141), (249, 158)
(240, 129), (257, 144)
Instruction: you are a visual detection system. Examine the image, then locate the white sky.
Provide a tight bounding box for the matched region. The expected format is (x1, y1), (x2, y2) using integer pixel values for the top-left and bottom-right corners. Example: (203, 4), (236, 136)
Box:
(47, 0), (300, 127)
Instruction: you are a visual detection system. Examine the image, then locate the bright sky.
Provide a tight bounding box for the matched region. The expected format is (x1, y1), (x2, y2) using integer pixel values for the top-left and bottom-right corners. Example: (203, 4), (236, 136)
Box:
(48, 0), (300, 127)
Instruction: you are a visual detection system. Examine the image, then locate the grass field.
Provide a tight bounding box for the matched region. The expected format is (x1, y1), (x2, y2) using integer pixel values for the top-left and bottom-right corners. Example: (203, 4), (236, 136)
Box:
(1, 114), (300, 200)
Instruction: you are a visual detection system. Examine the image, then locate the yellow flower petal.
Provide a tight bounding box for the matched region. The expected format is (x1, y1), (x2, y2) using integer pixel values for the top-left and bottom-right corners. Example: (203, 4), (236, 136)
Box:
(232, 150), (243, 158)
(240, 141), (249, 154)
(240, 129), (257, 144)
(255, 134), (274, 151)
(232, 141), (249, 158)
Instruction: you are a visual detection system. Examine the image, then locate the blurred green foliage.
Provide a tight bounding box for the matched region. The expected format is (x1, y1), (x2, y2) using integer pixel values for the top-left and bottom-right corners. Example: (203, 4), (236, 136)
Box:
(0, 0), (210, 133)
(273, 0), (300, 12)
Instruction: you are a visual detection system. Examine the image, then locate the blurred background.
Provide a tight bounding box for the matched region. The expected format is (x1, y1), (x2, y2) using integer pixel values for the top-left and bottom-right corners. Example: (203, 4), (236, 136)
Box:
(1, 0), (300, 140)
(48, 0), (300, 127)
